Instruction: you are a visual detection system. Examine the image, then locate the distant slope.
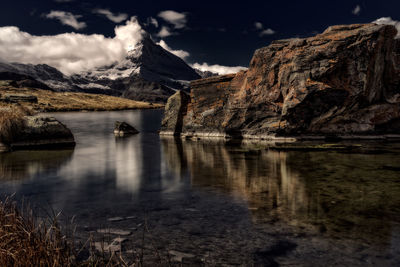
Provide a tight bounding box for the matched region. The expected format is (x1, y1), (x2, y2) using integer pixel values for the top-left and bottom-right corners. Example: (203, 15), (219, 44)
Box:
(0, 81), (161, 112)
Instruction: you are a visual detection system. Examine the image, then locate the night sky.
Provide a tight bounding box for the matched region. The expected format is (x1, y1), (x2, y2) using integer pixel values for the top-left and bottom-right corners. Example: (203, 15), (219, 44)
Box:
(0, 0), (399, 70)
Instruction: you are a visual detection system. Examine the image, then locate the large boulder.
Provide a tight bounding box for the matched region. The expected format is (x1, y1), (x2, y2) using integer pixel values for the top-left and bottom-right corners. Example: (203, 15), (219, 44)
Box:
(161, 23), (400, 140)
(8, 116), (75, 150)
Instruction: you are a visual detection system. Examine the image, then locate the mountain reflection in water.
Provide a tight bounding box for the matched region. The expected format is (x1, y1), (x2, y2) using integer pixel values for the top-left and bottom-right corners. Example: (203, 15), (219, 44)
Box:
(161, 138), (400, 246)
(1, 110), (400, 264)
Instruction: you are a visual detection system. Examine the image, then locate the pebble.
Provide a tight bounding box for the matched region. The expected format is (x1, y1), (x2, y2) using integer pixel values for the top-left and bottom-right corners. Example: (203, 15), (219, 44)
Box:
(94, 237), (127, 253)
(169, 250), (195, 262)
(97, 228), (132, 236)
(107, 217), (125, 222)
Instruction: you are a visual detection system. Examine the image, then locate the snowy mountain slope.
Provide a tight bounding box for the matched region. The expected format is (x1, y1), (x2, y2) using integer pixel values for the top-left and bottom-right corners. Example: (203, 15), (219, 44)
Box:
(0, 35), (201, 103)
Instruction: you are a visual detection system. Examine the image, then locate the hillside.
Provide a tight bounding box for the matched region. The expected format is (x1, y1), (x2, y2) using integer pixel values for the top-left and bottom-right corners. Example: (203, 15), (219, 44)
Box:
(0, 81), (162, 112)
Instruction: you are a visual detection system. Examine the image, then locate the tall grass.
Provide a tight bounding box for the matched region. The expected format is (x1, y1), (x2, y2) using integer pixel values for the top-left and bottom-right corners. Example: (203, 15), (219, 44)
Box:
(0, 104), (32, 144)
(0, 197), (75, 266)
(0, 196), (140, 266)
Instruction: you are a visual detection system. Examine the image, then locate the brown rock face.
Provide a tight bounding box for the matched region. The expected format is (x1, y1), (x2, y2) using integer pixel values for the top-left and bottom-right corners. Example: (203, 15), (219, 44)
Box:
(160, 90), (190, 135)
(161, 23), (400, 139)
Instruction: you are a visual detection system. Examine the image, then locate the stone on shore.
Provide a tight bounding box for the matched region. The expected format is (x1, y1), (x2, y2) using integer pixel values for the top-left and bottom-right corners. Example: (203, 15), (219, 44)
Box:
(3, 94), (38, 103)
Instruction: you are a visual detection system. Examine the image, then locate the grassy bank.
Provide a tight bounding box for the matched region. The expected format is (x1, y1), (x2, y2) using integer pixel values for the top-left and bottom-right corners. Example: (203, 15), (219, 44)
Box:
(0, 81), (163, 112)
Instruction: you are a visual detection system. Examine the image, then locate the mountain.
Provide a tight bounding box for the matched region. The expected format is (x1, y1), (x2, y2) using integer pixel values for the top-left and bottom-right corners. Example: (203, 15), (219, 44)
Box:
(161, 24), (400, 139)
(194, 69), (219, 78)
(0, 34), (201, 103)
(0, 62), (79, 91)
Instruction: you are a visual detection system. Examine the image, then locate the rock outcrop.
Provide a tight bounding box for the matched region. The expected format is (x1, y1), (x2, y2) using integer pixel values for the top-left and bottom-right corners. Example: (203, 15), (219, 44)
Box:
(161, 91), (191, 136)
(3, 94), (38, 103)
(161, 24), (400, 140)
(3, 116), (75, 151)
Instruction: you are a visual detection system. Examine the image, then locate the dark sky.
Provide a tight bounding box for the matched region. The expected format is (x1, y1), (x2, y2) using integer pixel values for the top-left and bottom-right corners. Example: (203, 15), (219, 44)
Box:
(0, 0), (399, 67)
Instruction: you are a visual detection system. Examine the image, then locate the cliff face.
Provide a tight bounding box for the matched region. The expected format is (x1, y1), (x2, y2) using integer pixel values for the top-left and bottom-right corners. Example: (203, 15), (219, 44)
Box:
(161, 24), (400, 139)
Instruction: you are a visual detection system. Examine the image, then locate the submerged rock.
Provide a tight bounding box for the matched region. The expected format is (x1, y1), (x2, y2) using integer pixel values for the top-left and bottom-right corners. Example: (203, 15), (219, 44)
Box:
(97, 228), (132, 236)
(161, 23), (400, 140)
(114, 121), (139, 136)
(94, 237), (127, 253)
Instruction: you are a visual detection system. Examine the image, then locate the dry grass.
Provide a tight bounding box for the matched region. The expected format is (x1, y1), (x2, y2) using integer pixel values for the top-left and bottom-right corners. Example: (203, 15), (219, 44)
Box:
(0, 197), (135, 267)
(0, 84), (163, 112)
(0, 196), (173, 266)
(0, 197), (75, 266)
(0, 105), (33, 144)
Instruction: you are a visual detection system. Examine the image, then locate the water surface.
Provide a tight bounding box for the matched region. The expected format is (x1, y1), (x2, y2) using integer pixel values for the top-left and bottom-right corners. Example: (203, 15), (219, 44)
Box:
(1, 110), (400, 265)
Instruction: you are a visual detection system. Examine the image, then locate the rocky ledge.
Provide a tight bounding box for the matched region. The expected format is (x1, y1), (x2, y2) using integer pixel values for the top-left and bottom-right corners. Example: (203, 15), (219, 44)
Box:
(1, 116), (75, 152)
(161, 24), (400, 140)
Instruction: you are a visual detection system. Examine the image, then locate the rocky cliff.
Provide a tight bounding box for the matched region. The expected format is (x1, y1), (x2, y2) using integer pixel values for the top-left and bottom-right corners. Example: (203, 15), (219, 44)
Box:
(161, 24), (400, 140)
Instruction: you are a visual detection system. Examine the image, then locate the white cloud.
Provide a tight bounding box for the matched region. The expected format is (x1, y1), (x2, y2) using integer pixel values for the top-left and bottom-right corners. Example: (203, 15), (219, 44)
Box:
(373, 17), (400, 38)
(0, 17), (145, 75)
(191, 62), (247, 75)
(254, 22), (275, 36)
(93, 8), (128, 23)
(254, 22), (263, 30)
(147, 17), (159, 28)
(156, 26), (175, 38)
(158, 10), (187, 29)
(157, 40), (189, 59)
(352, 5), (361, 15)
(259, 28), (275, 36)
(45, 10), (86, 30)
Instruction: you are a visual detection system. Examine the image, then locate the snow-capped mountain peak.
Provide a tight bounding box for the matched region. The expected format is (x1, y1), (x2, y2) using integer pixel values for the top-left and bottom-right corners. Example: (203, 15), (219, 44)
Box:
(0, 34), (201, 103)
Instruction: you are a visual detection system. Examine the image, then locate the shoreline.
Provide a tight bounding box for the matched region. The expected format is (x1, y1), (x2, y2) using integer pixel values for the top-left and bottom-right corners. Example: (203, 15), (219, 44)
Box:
(39, 105), (164, 113)
(159, 130), (400, 142)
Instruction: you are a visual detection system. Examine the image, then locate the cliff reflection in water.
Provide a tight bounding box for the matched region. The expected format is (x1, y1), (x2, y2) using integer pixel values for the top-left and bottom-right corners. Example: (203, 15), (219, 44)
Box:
(0, 150), (74, 181)
(161, 138), (308, 223)
(161, 138), (400, 245)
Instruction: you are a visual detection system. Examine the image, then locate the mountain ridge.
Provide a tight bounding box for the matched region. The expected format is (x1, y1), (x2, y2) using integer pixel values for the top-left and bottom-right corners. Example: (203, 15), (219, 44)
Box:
(0, 35), (201, 103)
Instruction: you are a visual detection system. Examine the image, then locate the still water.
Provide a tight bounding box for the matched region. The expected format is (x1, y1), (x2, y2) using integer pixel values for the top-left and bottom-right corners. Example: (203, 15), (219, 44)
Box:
(1, 109), (400, 265)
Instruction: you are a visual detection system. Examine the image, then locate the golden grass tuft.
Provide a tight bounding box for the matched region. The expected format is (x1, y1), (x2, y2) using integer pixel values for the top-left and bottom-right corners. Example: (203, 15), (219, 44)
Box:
(0, 196), (138, 266)
(0, 197), (75, 266)
(0, 105), (33, 144)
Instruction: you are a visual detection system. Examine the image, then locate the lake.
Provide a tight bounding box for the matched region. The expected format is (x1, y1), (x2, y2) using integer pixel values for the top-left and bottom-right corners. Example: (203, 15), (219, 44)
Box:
(1, 109), (400, 265)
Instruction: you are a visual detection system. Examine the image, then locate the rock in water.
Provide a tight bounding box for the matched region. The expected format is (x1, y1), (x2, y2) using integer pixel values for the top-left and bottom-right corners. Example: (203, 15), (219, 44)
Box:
(160, 23), (400, 140)
(114, 121), (139, 136)
(10, 115), (75, 150)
